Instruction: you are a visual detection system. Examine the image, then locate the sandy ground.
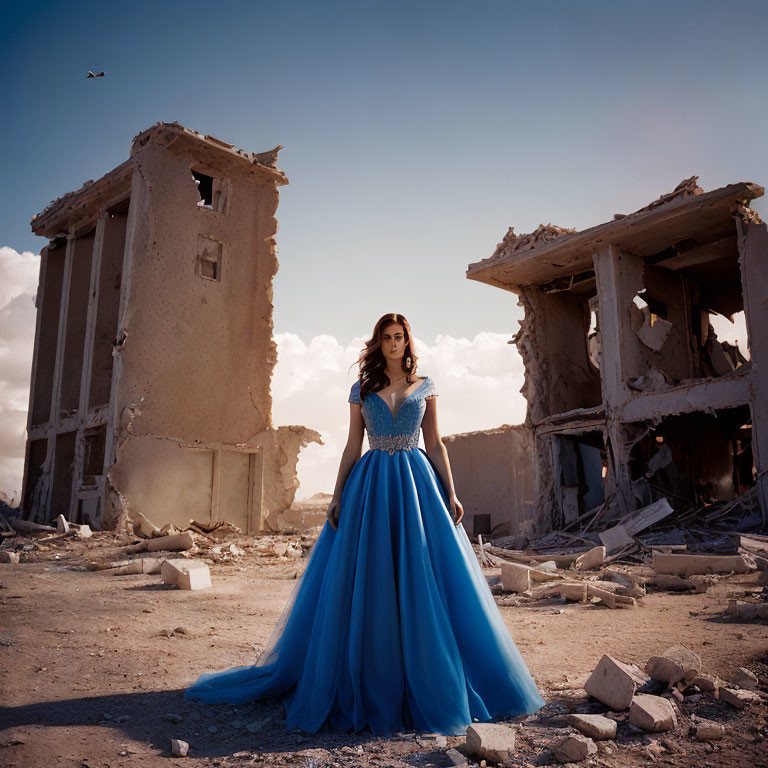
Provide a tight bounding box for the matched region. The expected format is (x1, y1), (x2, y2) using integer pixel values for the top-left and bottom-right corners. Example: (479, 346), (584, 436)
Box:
(1, 531), (767, 768)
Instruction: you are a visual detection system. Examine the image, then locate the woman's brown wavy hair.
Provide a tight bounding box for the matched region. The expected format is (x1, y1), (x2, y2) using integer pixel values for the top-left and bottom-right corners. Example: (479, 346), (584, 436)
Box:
(350, 313), (420, 401)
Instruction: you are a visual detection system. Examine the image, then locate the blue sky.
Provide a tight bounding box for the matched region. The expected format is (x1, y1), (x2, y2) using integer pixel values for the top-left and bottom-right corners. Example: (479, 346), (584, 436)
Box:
(3, 0), (767, 342)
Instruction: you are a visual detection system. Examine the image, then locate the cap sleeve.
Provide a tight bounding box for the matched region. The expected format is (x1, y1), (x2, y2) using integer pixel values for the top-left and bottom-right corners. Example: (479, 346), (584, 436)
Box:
(424, 377), (438, 398)
(348, 379), (362, 404)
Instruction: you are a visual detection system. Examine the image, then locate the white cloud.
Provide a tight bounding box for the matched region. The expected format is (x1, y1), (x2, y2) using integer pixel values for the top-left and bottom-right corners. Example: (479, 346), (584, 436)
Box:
(0, 247), (40, 504)
(271, 330), (527, 500)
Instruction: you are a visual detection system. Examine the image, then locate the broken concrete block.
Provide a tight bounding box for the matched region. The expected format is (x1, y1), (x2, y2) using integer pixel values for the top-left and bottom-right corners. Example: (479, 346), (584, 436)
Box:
(727, 599), (759, 619)
(719, 687), (764, 709)
(730, 667), (759, 689)
(444, 748), (468, 767)
(99, 558), (163, 576)
(653, 552), (754, 577)
(689, 574), (716, 593)
(161, 558), (211, 590)
(689, 573), (717, 593)
(0, 551), (20, 564)
(691, 674), (720, 693)
(535, 560), (558, 572)
(629, 694), (678, 732)
(584, 654), (650, 710)
(645, 645), (701, 685)
(575, 546), (606, 571)
(501, 561), (531, 593)
(146, 531), (195, 552)
(132, 511), (161, 538)
(464, 723), (516, 764)
(566, 714), (617, 740)
(599, 524), (635, 554)
(586, 584), (637, 609)
(531, 581), (588, 602)
(646, 574), (694, 591)
(170, 738), (189, 756)
(692, 720), (725, 740)
(551, 734), (597, 763)
(75, 524), (93, 539)
(55, 514), (70, 533)
(600, 499), (674, 554)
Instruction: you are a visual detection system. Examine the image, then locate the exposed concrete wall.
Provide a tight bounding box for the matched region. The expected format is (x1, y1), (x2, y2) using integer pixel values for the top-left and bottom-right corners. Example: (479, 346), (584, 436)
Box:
(22, 123), (320, 532)
(443, 424), (535, 543)
(737, 218), (768, 524)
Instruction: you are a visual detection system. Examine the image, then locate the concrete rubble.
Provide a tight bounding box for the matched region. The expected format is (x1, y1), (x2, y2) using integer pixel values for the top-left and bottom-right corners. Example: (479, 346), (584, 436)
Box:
(551, 733), (597, 762)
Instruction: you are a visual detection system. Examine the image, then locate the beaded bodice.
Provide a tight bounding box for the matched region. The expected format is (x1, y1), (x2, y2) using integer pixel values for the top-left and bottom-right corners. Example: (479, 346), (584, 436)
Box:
(348, 376), (438, 454)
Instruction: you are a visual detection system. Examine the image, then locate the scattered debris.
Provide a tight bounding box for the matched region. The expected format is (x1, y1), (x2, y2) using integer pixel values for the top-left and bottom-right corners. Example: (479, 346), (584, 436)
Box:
(462, 723), (516, 764)
(170, 738), (189, 757)
(161, 559), (211, 591)
(629, 694), (678, 732)
(584, 654), (649, 710)
(566, 713), (617, 740)
(645, 645), (702, 686)
(551, 733), (597, 763)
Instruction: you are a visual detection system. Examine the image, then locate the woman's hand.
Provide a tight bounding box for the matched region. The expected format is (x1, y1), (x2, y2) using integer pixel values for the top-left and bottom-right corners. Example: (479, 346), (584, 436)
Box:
(326, 497), (341, 530)
(449, 494), (464, 525)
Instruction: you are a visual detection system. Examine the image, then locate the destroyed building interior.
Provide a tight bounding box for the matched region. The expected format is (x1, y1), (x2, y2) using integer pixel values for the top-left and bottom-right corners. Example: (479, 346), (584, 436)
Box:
(466, 176), (768, 549)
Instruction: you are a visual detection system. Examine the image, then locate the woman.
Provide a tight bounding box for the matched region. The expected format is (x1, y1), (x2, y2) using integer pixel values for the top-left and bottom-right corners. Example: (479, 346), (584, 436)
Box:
(185, 313), (545, 736)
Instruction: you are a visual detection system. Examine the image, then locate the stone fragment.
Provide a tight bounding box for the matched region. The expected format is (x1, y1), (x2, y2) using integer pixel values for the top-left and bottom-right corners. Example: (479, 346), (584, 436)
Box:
(692, 720), (725, 740)
(629, 694), (678, 732)
(731, 667), (758, 689)
(75, 524), (93, 539)
(147, 531), (195, 552)
(691, 674), (719, 693)
(566, 714), (617, 740)
(170, 739), (189, 756)
(719, 687), (764, 709)
(551, 734), (597, 763)
(645, 645), (701, 685)
(584, 654), (649, 710)
(133, 511), (161, 538)
(464, 723), (516, 764)
(161, 558), (211, 590)
(575, 546), (606, 571)
(653, 552), (753, 577)
(501, 561), (531, 593)
(689, 574), (716, 593)
(445, 748), (468, 767)
(0, 551), (20, 564)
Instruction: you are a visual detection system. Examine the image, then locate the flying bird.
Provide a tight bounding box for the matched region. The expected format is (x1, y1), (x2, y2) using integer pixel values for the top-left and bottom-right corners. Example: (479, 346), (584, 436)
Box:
(87, 70), (105, 78)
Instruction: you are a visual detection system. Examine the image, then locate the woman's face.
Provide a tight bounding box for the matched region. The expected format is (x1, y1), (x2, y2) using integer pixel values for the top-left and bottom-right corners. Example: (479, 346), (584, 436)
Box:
(380, 322), (406, 363)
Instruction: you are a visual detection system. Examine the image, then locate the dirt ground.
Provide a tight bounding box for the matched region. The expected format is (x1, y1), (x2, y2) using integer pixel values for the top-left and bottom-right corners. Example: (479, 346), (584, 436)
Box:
(1, 531), (767, 768)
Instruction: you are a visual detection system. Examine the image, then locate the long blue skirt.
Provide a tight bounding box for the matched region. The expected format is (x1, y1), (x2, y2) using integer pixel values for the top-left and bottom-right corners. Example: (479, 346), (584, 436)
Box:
(184, 447), (546, 736)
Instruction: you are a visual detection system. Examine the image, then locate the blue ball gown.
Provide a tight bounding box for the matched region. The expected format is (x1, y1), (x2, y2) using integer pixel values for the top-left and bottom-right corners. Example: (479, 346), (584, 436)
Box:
(185, 376), (546, 736)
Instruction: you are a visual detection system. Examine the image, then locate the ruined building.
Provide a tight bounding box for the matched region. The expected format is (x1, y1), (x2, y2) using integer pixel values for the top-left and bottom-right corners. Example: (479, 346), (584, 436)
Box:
(466, 178), (767, 535)
(22, 122), (320, 533)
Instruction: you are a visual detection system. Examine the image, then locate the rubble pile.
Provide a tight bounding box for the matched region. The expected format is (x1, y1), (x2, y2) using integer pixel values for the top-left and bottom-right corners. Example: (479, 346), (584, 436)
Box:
(0, 507), (319, 590)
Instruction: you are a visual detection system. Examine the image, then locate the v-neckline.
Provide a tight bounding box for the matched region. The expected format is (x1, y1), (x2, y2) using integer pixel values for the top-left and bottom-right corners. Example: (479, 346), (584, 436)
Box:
(374, 377), (429, 420)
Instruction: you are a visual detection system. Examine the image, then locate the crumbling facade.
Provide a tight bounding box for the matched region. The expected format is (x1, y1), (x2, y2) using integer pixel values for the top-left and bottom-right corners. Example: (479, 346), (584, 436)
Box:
(466, 178), (767, 535)
(22, 122), (320, 533)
